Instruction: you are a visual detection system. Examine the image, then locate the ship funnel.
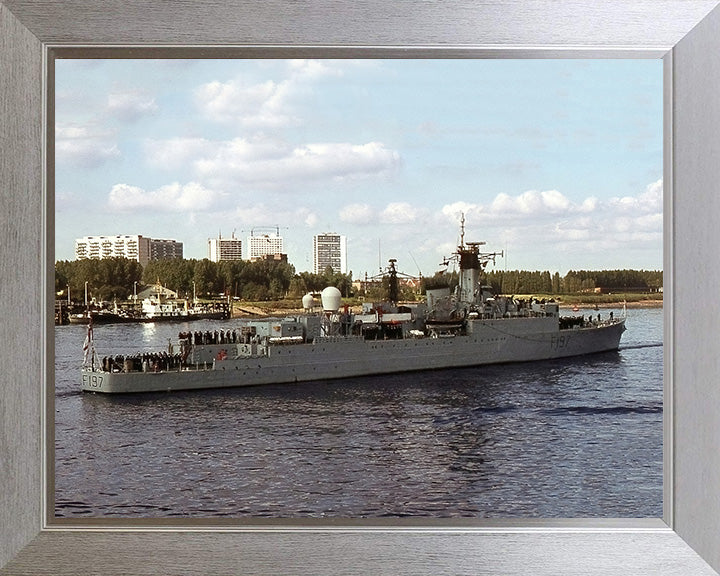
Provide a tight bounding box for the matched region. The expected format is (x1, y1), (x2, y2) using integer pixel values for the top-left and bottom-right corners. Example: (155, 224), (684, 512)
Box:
(426, 287), (451, 309)
(320, 286), (342, 312)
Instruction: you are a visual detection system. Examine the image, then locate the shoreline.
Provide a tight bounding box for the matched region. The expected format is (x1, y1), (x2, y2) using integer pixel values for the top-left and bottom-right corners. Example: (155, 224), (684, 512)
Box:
(232, 298), (662, 317)
(558, 300), (662, 310)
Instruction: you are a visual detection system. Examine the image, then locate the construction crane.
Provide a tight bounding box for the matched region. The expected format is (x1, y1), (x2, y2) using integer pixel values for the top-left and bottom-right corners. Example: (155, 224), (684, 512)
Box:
(247, 225), (288, 237)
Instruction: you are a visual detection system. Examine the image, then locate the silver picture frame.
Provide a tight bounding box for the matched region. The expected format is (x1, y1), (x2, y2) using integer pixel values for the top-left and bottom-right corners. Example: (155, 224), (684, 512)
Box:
(2, 1), (720, 574)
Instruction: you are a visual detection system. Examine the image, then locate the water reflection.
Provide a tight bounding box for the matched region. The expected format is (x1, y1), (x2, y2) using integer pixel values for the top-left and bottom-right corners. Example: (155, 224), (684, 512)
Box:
(55, 309), (663, 518)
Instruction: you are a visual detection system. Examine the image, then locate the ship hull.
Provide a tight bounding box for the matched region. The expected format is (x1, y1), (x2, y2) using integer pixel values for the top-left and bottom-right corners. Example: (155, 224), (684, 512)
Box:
(81, 318), (625, 394)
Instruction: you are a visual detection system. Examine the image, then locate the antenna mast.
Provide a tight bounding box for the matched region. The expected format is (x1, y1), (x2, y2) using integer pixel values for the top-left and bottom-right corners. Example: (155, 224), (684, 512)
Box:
(378, 239), (382, 273)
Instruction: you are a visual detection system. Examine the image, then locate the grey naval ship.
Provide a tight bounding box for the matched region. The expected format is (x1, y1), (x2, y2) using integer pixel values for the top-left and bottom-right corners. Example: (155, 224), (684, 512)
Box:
(80, 227), (626, 394)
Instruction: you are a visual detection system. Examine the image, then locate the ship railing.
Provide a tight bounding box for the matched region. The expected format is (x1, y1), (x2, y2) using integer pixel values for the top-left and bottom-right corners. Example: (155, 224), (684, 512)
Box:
(316, 335), (364, 344)
(81, 365), (105, 373)
(178, 360), (221, 371)
(562, 315), (624, 330)
(587, 311), (622, 327)
(469, 309), (553, 320)
(268, 336), (305, 345)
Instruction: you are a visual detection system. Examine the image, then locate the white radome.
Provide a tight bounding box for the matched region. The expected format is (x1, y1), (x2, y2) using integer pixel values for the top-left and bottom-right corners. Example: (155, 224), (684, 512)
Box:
(320, 286), (342, 312)
(302, 293), (316, 310)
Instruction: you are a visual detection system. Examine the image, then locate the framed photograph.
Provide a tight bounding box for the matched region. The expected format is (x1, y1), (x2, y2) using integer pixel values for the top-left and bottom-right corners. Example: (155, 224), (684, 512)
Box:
(2, 1), (720, 574)
(51, 56), (664, 521)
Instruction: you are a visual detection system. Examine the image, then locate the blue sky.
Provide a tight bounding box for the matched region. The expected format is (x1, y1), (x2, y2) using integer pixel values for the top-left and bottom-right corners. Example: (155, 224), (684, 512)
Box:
(55, 59), (662, 277)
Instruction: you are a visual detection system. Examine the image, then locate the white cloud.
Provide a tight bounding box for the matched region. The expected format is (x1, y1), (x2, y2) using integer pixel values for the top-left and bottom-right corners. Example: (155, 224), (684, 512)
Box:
(578, 197), (599, 213)
(340, 203), (375, 223)
(550, 181), (663, 252)
(609, 178), (662, 213)
(434, 242), (459, 264)
(290, 142), (400, 181)
(287, 59), (344, 81)
(195, 78), (296, 128)
(553, 221), (591, 241)
(107, 90), (158, 121)
(219, 203), (318, 232)
(540, 189), (572, 212)
(442, 188), (616, 227)
(195, 59), (348, 128)
(439, 179), (663, 259)
(108, 182), (224, 212)
(490, 189), (571, 215)
(56, 123), (121, 168)
(340, 202), (427, 226)
(144, 137), (216, 171)
(185, 138), (400, 189)
(633, 212), (663, 230)
(441, 201), (482, 222)
(380, 202), (417, 224)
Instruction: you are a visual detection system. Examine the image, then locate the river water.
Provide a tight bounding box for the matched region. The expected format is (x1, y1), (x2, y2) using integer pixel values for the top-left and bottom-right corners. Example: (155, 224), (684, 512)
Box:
(54, 306), (663, 519)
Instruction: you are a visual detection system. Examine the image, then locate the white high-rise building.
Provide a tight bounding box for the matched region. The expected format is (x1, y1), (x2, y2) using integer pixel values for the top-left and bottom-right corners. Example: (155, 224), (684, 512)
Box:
(208, 236), (243, 262)
(248, 233), (284, 261)
(313, 233), (347, 275)
(75, 235), (183, 266)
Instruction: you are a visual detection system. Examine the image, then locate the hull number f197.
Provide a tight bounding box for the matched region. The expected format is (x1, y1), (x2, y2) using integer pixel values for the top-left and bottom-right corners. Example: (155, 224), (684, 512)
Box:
(550, 335), (571, 351)
(82, 373), (104, 389)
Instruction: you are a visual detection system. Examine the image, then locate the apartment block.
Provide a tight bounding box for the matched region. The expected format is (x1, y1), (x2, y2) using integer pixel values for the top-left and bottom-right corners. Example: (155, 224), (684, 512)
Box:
(149, 238), (183, 261)
(208, 236), (243, 262)
(248, 233), (284, 261)
(75, 235), (182, 266)
(313, 233), (347, 275)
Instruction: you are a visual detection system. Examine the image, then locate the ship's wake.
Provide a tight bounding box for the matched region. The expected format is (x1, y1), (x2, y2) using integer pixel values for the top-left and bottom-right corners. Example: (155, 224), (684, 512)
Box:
(618, 342), (663, 351)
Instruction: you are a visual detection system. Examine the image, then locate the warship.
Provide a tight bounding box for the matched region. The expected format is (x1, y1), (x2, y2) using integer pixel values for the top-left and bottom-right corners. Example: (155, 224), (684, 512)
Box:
(80, 222), (626, 394)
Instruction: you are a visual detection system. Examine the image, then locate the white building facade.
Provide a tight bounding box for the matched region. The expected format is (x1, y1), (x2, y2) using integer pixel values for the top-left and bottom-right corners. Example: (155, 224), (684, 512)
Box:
(208, 236), (243, 262)
(75, 235), (182, 266)
(248, 233), (284, 261)
(313, 233), (347, 275)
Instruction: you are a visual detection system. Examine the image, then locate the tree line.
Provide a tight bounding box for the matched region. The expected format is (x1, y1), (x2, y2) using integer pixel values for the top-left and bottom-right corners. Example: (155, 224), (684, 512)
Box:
(55, 257), (353, 303)
(55, 257), (662, 303)
(476, 268), (661, 295)
(423, 268), (662, 296)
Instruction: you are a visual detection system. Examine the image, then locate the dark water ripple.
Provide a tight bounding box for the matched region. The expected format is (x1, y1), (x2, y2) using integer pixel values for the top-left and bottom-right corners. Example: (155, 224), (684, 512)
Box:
(54, 307), (663, 518)
(544, 405), (663, 416)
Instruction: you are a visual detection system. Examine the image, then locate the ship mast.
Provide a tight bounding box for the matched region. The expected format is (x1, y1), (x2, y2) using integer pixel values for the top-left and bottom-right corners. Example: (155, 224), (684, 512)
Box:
(387, 259), (399, 305)
(454, 213), (503, 305)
